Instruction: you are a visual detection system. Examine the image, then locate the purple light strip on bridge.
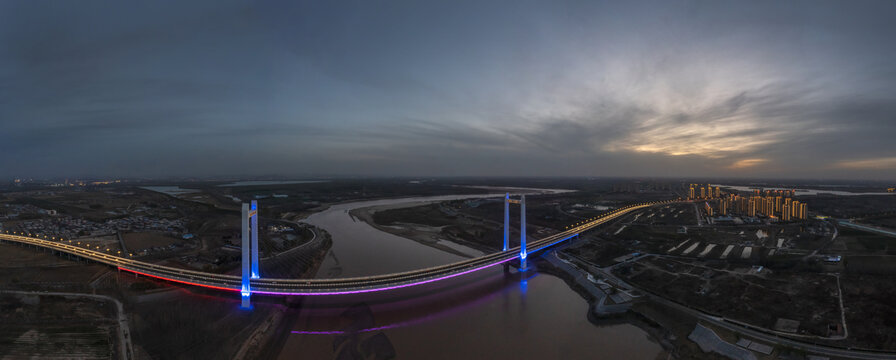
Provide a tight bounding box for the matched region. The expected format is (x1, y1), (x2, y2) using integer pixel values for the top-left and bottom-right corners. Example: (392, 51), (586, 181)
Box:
(293, 312), (458, 335)
(5, 231), (579, 297)
(252, 257), (515, 296)
(253, 233), (579, 296)
(292, 273), (538, 335)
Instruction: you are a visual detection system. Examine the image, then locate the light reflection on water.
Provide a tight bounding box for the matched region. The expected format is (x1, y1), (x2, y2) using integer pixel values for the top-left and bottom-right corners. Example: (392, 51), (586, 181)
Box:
(281, 263), (662, 359)
(284, 193), (662, 359)
(292, 270), (523, 335)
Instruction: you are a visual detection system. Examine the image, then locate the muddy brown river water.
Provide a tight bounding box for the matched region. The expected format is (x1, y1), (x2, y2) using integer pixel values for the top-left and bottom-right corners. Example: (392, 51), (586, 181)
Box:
(280, 192), (662, 359)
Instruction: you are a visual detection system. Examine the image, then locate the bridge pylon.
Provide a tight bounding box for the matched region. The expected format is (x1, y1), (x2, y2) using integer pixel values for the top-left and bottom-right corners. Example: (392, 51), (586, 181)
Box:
(503, 193), (528, 271)
(503, 193), (510, 251)
(250, 200), (260, 279)
(241, 202), (260, 309)
(520, 195), (527, 271)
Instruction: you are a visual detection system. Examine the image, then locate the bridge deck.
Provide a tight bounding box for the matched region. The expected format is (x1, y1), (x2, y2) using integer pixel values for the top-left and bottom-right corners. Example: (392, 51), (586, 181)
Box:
(0, 200), (674, 295)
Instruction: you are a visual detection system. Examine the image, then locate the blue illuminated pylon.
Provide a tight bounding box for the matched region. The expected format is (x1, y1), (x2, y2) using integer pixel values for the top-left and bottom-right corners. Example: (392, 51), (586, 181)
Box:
(241, 203), (253, 309)
(520, 195), (527, 271)
(503, 193), (510, 251)
(250, 200), (260, 279)
(502, 193), (529, 271)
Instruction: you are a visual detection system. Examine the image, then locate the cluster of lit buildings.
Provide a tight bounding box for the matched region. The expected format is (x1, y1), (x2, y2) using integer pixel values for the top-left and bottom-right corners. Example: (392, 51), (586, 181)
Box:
(716, 189), (808, 220)
(688, 183), (721, 200)
(7, 214), (187, 239)
(49, 179), (123, 187)
(9, 178), (123, 187)
(687, 185), (808, 221)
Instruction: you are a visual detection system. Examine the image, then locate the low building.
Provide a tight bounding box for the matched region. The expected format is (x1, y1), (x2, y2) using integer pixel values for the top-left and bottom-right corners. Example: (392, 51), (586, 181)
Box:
(711, 216), (735, 224)
(774, 318), (800, 333)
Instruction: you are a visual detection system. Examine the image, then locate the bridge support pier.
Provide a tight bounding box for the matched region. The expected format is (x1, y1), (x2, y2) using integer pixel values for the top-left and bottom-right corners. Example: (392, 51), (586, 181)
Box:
(520, 195), (527, 271)
(250, 200), (260, 279)
(503, 193), (509, 251)
(240, 203), (255, 309)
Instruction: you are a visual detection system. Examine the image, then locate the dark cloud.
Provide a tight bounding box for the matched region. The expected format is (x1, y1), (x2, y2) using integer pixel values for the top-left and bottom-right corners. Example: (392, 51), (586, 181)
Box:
(1, 0), (895, 179)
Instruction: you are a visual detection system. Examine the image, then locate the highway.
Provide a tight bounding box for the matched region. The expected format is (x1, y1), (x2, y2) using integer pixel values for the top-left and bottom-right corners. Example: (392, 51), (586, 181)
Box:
(0, 199), (676, 296)
(838, 220), (896, 238)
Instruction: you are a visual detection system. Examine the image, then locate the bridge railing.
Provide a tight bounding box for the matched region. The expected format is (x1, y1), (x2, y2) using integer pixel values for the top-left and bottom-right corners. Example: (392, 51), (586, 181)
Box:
(0, 199), (678, 294)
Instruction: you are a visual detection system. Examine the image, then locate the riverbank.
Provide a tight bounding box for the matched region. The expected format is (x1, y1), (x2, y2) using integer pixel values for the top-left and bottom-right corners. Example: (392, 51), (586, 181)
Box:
(531, 255), (673, 358)
(349, 204), (490, 258)
(273, 191), (664, 359)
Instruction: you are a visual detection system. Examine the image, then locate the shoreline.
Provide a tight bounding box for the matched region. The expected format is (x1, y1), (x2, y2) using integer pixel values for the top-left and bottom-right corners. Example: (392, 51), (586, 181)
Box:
(532, 255), (674, 358)
(348, 205), (482, 259)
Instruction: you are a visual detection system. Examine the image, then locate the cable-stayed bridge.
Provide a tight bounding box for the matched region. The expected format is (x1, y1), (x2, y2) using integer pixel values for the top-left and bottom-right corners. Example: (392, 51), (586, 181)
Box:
(0, 195), (676, 308)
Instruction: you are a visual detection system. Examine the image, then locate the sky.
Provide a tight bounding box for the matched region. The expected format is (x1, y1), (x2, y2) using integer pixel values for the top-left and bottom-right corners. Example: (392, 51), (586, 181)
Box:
(1, 1), (895, 180)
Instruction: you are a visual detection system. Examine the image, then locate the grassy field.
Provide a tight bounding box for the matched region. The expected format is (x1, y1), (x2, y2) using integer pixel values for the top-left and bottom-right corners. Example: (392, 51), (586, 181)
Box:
(371, 203), (457, 227)
(838, 228), (895, 254)
(844, 255), (896, 274)
(616, 257), (841, 337)
(122, 232), (182, 251)
(0, 294), (117, 360)
(0, 243), (108, 292)
(842, 274), (896, 350)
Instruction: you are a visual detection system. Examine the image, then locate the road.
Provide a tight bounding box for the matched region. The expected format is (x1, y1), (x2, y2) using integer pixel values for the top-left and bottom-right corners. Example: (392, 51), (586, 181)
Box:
(261, 224), (317, 260)
(804, 220), (838, 260)
(9, 197), (893, 358)
(0, 200), (677, 296)
(838, 220), (896, 238)
(692, 202), (704, 226)
(589, 257), (896, 359)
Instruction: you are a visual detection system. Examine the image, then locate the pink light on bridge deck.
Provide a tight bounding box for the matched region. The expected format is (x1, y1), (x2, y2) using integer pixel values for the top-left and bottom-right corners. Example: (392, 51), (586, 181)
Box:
(252, 257), (517, 296)
(117, 232), (579, 296)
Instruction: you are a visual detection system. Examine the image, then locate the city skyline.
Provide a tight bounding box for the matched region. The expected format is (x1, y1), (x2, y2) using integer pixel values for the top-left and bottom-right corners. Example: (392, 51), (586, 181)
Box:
(2, 1), (896, 180)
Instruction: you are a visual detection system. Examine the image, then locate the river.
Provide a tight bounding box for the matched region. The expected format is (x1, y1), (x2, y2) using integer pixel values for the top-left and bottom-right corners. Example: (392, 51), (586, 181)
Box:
(715, 184), (895, 196)
(280, 191), (662, 359)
